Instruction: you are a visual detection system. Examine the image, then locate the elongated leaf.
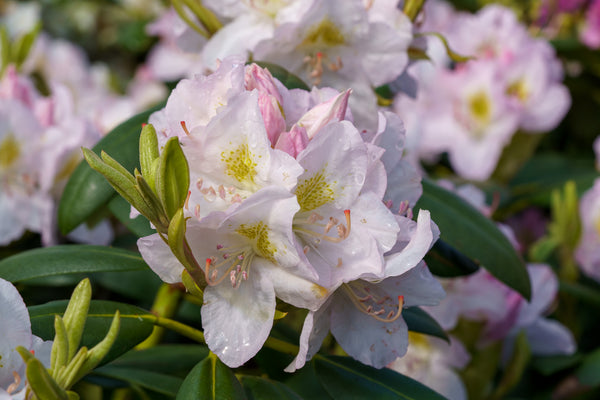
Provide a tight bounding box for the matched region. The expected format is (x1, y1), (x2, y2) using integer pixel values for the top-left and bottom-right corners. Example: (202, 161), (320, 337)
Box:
(29, 300), (155, 366)
(252, 61), (310, 91)
(314, 355), (447, 400)
(0, 245), (148, 283)
(404, 307), (449, 343)
(416, 179), (530, 299)
(94, 366), (183, 397)
(424, 240), (479, 278)
(58, 103), (164, 235)
(240, 376), (302, 400)
(109, 345), (209, 374)
(176, 356), (246, 400)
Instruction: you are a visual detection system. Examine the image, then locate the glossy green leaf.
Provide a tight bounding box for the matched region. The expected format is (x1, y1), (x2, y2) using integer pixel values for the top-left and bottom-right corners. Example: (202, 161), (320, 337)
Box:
(240, 376), (302, 400)
(29, 300), (154, 366)
(404, 307), (449, 343)
(58, 103), (164, 235)
(157, 137), (190, 220)
(109, 344), (209, 374)
(252, 61), (310, 91)
(416, 179), (530, 300)
(94, 366), (183, 397)
(94, 269), (162, 302)
(314, 355), (447, 400)
(285, 362), (333, 400)
(0, 245), (149, 283)
(424, 240), (479, 278)
(176, 355), (246, 400)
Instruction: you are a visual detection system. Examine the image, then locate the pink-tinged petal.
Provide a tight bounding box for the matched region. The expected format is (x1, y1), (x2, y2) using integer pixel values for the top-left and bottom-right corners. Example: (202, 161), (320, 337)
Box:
(383, 210), (435, 278)
(245, 64), (284, 105)
(258, 92), (286, 145)
(519, 84), (571, 133)
(137, 233), (184, 284)
(329, 284), (409, 368)
(274, 125), (309, 158)
(285, 303), (332, 373)
(297, 90), (351, 139)
(0, 278), (33, 389)
(201, 267), (276, 367)
(152, 57), (245, 137)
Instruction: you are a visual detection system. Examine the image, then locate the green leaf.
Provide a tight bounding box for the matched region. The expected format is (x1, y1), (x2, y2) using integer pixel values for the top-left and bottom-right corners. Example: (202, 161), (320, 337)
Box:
(313, 355), (447, 400)
(240, 376), (302, 400)
(94, 270), (162, 302)
(176, 355), (247, 400)
(157, 137), (190, 220)
(403, 307), (449, 343)
(94, 366), (183, 397)
(58, 103), (164, 235)
(0, 245), (149, 283)
(26, 357), (69, 400)
(576, 348), (600, 387)
(108, 344), (209, 374)
(416, 179), (531, 300)
(424, 240), (479, 278)
(252, 61), (310, 91)
(285, 362), (333, 400)
(29, 300), (155, 366)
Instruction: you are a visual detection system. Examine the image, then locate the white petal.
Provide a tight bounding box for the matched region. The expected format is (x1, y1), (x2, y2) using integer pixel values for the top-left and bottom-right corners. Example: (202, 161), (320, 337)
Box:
(285, 302), (332, 373)
(0, 278), (32, 389)
(201, 267), (275, 367)
(384, 210), (435, 277)
(137, 234), (184, 284)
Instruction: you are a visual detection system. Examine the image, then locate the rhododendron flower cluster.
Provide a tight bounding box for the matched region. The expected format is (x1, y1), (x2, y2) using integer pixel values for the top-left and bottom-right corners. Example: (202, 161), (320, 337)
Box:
(0, 67), (102, 246)
(146, 0), (413, 132)
(136, 59), (444, 368)
(394, 1), (571, 180)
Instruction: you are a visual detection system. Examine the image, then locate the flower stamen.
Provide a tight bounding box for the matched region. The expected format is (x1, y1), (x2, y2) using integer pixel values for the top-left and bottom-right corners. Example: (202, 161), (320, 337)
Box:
(344, 283), (405, 323)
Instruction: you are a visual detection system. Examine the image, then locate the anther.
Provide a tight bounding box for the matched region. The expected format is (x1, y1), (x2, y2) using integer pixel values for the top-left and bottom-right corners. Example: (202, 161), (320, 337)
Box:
(180, 121), (191, 136)
(6, 371), (21, 394)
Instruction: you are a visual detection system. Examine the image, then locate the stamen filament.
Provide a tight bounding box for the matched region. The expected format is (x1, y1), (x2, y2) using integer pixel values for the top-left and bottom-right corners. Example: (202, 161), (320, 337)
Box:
(343, 283), (405, 323)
